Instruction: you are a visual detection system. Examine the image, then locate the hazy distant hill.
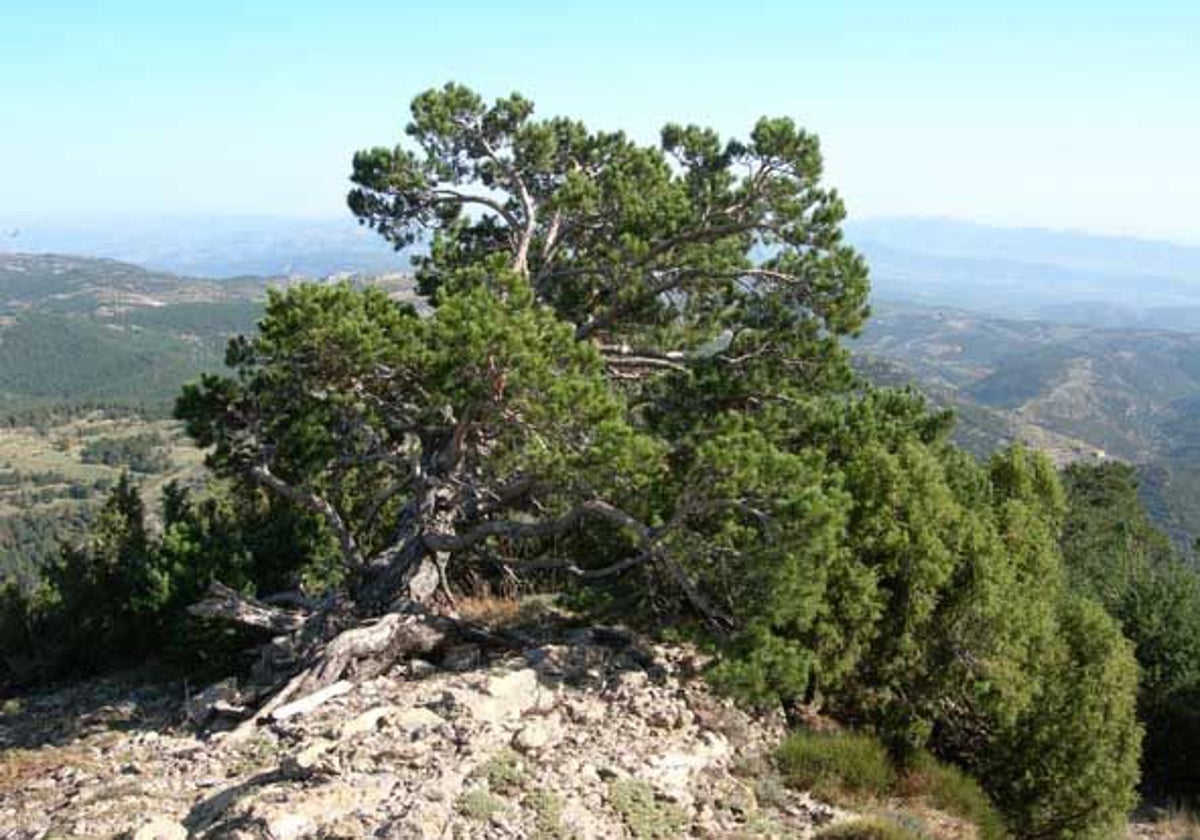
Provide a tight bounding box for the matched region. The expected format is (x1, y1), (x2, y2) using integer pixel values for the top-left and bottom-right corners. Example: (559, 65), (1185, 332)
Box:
(0, 254), (265, 412)
(0, 253), (414, 413)
(847, 217), (1200, 280)
(0, 253), (267, 313)
(0, 215), (414, 278)
(846, 218), (1200, 330)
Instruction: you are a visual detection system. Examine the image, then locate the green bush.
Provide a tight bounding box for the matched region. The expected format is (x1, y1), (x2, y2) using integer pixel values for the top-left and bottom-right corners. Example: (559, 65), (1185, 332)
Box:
(80, 432), (171, 473)
(778, 732), (1010, 839)
(981, 595), (1141, 840)
(0, 476), (342, 684)
(456, 789), (506, 821)
(607, 779), (689, 839)
(901, 754), (1007, 840)
(777, 731), (895, 802)
(814, 817), (922, 840)
(1061, 461), (1200, 801)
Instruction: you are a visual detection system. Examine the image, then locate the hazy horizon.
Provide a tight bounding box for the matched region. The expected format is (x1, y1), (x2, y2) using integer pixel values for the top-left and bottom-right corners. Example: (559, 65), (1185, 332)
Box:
(2, 0), (1198, 244)
(5, 211), (1200, 253)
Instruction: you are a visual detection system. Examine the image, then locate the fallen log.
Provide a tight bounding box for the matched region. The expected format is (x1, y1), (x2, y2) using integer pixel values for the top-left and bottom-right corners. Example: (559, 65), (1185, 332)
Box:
(188, 582), (309, 635)
(269, 680), (354, 721)
(215, 607), (452, 744)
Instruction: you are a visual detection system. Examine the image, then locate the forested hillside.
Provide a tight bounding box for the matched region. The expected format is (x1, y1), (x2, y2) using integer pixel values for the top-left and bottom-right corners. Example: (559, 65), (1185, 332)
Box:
(0, 254), (266, 412)
(0, 255), (420, 585)
(855, 301), (1200, 552)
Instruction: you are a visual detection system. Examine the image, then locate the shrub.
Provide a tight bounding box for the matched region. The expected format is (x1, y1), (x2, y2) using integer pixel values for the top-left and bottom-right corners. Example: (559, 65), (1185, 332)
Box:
(779, 731), (1010, 838)
(476, 747), (527, 793)
(814, 817), (923, 840)
(526, 790), (568, 840)
(900, 754), (1007, 840)
(608, 779), (689, 839)
(456, 789), (507, 821)
(777, 731), (895, 803)
(981, 595), (1141, 839)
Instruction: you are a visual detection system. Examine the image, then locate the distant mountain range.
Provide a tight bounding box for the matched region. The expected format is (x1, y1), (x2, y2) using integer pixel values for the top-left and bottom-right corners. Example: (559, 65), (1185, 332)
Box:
(845, 217), (1200, 330)
(846, 217), (1200, 280)
(0, 215), (414, 279)
(6, 214), (1198, 321)
(5, 216), (1200, 549)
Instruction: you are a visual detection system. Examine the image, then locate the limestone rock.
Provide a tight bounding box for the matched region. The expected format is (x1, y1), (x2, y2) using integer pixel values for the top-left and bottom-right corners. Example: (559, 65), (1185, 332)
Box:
(455, 667), (541, 723)
(341, 704), (397, 739)
(185, 678), (243, 727)
(130, 816), (187, 840)
(0, 629), (855, 840)
(511, 717), (562, 753)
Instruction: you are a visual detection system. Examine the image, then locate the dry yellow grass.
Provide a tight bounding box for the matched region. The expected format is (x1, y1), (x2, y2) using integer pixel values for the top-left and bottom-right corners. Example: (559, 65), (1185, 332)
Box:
(454, 594), (527, 626)
(1130, 807), (1200, 840)
(0, 744), (103, 794)
(454, 592), (563, 628)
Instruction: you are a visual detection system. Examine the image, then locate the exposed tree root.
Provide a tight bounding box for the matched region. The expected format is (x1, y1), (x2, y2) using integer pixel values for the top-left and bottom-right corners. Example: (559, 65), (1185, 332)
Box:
(189, 580), (528, 743)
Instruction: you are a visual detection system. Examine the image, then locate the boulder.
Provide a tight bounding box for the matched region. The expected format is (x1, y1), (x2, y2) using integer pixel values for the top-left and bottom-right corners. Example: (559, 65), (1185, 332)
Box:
(130, 816), (187, 840)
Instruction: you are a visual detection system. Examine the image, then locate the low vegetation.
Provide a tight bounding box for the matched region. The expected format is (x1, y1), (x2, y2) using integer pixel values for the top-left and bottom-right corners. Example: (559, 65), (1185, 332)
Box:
(607, 779), (689, 839)
(815, 818), (923, 840)
(80, 432), (171, 473)
(526, 789), (570, 840)
(779, 731), (1006, 840)
(456, 788), (507, 821)
(0, 414), (202, 588)
(777, 732), (894, 804)
(898, 755), (1007, 840)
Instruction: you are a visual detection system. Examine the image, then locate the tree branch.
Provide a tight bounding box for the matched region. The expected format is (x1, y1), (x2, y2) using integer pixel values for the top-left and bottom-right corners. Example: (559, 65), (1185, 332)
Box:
(188, 582), (309, 634)
(249, 464), (364, 567)
(422, 499), (649, 553)
(484, 546), (658, 580)
(429, 188), (520, 230)
(468, 125), (537, 277)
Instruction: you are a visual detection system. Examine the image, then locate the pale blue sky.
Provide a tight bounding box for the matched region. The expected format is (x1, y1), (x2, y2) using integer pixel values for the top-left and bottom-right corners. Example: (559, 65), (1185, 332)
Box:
(2, 0), (1197, 242)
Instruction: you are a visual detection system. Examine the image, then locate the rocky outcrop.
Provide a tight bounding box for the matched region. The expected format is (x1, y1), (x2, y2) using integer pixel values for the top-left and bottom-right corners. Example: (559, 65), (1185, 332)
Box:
(0, 628), (846, 839)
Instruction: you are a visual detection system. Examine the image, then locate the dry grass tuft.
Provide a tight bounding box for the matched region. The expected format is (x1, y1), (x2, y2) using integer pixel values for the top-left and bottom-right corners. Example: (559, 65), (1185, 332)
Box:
(455, 594), (527, 626)
(454, 592), (562, 628)
(0, 745), (101, 794)
(1133, 805), (1200, 840)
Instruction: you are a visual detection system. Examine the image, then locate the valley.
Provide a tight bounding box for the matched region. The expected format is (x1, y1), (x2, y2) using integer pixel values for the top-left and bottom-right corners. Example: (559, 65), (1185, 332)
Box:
(0, 252), (418, 583)
(8, 234), (1200, 576)
(855, 302), (1200, 552)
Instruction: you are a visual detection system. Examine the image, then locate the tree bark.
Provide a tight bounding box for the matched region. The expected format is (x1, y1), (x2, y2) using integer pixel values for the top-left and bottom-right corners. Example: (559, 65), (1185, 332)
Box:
(188, 582), (309, 634)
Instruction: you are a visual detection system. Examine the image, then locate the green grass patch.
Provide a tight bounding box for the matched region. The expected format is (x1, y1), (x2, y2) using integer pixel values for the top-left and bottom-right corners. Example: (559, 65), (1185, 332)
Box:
(778, 732), (1009, 838)
(526, 789), (570, 840)
(456, 788), (507, 821)
(815, 817), (923, 840)
(475, 746), (527, 793)
(777, 731), (895, 803)
(898, 754), (1007, 840)
(608, 779), (688, 839)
